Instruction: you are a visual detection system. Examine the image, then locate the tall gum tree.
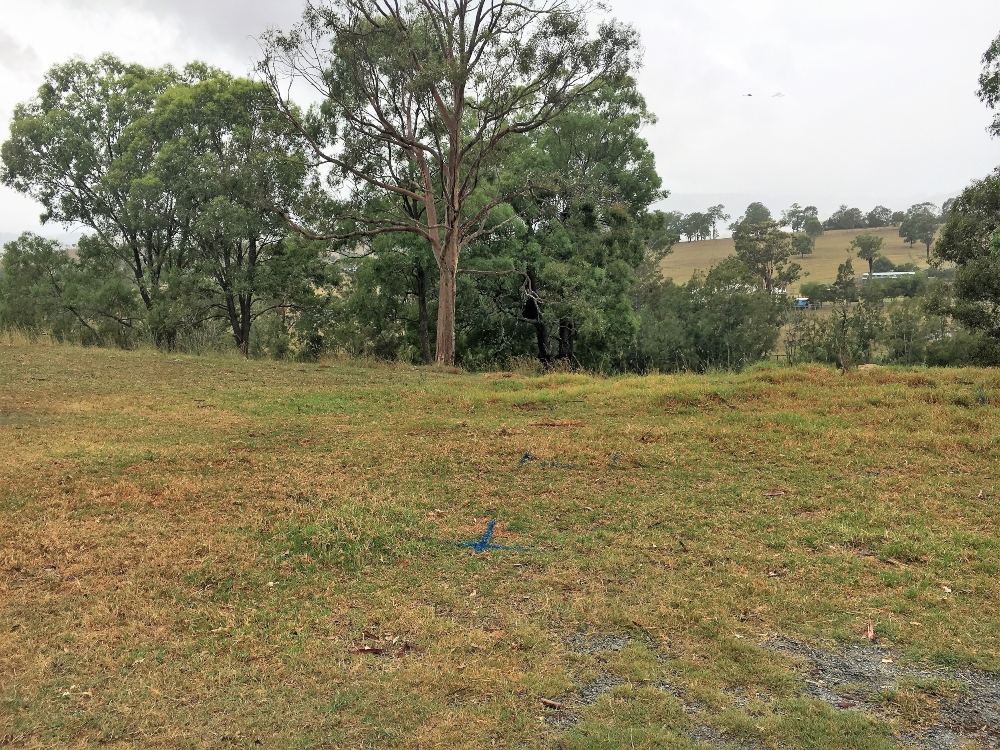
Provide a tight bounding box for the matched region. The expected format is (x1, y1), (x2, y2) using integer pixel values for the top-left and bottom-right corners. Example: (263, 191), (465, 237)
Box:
(261, 0), (640, 365)
(0, 56), (188, 347)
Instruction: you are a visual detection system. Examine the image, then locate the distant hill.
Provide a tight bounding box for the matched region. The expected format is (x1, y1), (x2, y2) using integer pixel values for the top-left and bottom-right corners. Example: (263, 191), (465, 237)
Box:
(660, 226), (931, 292)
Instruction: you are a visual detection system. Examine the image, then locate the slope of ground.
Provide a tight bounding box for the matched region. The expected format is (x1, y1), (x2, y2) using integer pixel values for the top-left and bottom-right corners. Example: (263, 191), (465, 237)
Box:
(662, 227), (931, 292)
(1, 340), (997, 749)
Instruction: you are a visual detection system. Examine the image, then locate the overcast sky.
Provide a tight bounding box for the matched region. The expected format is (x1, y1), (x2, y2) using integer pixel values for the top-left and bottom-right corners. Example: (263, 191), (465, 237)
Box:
(2, 0), (999, 240)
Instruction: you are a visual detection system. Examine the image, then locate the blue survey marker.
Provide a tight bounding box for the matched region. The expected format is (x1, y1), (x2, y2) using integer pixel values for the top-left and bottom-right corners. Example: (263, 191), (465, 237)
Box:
(460, 519), (526, 554)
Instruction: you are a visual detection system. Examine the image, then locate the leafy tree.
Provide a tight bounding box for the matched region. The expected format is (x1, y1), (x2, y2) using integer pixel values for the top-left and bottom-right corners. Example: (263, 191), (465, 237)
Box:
(149, 71), (316, 356)
(0, 234), (139, 346)
(731, 202), (772, 232)
(865, 205), (893, 228)
(899, 203), (941, 259)
(782, 203), (819, 233)
(799, 280), (832, 306)
(980, 31), (1000, 137)
(824, 205), (866, 230)
(464, 79), (664, 369)
(791, 234), (814, 258)
(803, 215), (824, 241)
(833, 258), (858, 302)
(261, 0), (640, 365)
(935, 168), (1000, 342)
(636, 257), (785, 372)
(891, 211), (906, 226)
(732, 218), (800, 293)
(850, 233), (885, 277)
(1, 56), (188, 347)
(706, 205), (730, 239)
(681, 212), (712, 241)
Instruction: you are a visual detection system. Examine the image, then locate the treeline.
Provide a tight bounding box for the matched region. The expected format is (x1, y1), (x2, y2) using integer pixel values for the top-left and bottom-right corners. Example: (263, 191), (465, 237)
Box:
(669, 200), (946, 254)
(0, 3), (997, 374)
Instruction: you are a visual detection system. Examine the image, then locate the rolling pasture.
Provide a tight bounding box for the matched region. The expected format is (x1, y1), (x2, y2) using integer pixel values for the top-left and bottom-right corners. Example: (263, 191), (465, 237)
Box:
(661, 227), (931, 292)
(1, 340), (997, 749)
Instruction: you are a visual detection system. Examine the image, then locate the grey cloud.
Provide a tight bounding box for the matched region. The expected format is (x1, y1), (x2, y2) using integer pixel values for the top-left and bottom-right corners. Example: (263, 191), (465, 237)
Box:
(0, 29), (41, 74)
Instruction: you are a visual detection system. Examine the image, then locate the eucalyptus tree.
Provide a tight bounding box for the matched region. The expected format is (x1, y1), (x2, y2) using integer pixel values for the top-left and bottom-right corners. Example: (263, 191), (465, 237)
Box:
(261, 0), (640, 365)
(850, 233), (885, 277)
(980, 31), (1000, 137)
(732, 216), (799, 294)
(935, 168), (1000, 342)
(899, 203), (941, 259)
(462, 77), (663, 369)
(150, 70), (317, 356)
(1, 56), (190, 347)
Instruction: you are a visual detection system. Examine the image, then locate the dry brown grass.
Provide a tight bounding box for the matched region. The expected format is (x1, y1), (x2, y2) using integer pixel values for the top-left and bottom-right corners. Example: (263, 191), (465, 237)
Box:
(1, 342), (997, 748)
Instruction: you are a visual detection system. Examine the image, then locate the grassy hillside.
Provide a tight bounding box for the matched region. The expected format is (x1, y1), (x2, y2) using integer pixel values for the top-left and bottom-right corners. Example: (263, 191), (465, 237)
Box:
(661, 227), (931, 292)
(1, 340), (998, 749)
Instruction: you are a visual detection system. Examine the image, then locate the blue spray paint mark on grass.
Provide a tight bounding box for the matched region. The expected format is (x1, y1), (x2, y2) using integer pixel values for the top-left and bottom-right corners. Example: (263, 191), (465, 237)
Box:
(460, 519), (527, 554)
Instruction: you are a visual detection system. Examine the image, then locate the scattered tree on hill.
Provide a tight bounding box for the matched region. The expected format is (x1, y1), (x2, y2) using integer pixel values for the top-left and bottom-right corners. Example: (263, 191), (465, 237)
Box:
(791, 233), (815, 258)
(707, 204), (730, 239)
(260, 0), (640, 366)
(732, 216), (800, 293)
(824, 205), (866, 231)
(782, 203), (819, 233)
(730, 202), (773, 235)
(850, 233), (885, 277)
(891, 210), (906, 225)
(899, 203), (941, 259)
(980, 31), (1000, 137)
(865, 205), (893, 228)
(803, 214), (824, 241)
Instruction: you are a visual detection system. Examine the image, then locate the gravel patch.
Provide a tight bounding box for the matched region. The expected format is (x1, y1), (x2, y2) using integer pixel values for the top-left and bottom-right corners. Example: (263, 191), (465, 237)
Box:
(768, 636), (999, 749)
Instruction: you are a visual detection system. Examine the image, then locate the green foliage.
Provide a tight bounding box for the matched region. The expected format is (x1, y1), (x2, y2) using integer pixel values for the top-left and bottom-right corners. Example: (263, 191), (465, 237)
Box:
(850, 233), (885, 277)
(935, 168), (1000, 343)
(636, 257), (786, 372)
(1, 55), (185, 346)
(260, 0), (643, 365)
(732, 218), (800, 293)
(787, 301), (882, 369)
(1, 58), (335, 357)
(791, 234), (815, 258)
(0, 233), (140, 347)
(865, 205), (894, 229)
(823, 205), (866, 231)
(898, 203), (941, 258)
(980, 31), (1000, 137)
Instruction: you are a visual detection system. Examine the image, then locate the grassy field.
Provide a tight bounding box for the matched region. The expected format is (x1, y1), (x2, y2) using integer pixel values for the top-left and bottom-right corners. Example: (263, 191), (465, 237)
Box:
(1, 340), (998, 749)
(661, 227), (931, 292)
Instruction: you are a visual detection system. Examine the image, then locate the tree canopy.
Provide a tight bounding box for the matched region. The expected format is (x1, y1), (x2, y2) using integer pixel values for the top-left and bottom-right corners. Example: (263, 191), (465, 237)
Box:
(260, 0), (640, 365)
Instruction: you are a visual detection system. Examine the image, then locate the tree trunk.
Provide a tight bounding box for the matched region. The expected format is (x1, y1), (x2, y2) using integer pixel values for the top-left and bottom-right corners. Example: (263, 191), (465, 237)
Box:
(557, 318), (575, 362)
(238, 293), (252, 358)
(414, 263), (433, 365)
(224, 293), (248, 357)
(435, 241), (459, 366)
(523, 271), (549, 364)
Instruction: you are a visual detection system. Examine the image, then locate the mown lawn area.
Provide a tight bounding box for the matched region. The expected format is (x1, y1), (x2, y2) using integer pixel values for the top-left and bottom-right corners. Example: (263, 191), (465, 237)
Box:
(1, 341), (997, 749)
